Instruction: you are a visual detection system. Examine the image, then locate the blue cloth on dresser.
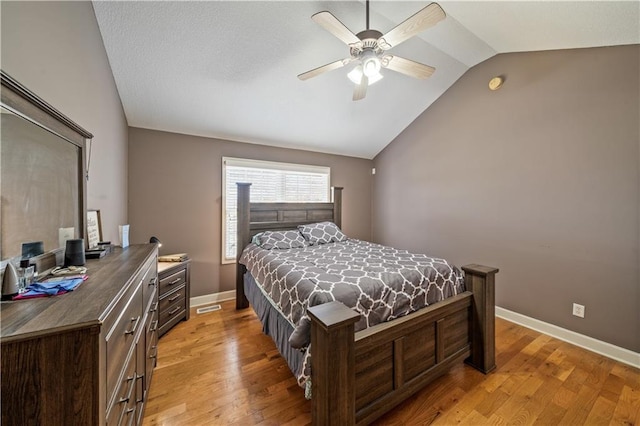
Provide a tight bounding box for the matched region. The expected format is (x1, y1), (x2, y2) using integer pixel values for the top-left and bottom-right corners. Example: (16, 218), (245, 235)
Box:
(14, 278), (84, 299)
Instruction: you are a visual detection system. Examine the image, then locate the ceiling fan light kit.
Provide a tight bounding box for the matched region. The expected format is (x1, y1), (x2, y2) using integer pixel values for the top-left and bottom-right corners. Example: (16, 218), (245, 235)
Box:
(361, 50), (382, 77)
(298, 1), (446, 101)
(348, 66), (383, 85)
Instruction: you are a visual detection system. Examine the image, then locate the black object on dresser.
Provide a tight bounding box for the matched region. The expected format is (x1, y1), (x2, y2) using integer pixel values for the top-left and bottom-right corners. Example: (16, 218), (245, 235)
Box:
(0, 244), (158, 426)
(157, 259), (191, 337)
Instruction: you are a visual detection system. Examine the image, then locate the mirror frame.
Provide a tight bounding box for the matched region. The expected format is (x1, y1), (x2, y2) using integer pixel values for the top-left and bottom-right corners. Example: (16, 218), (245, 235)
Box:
(1, 70), (93, 266)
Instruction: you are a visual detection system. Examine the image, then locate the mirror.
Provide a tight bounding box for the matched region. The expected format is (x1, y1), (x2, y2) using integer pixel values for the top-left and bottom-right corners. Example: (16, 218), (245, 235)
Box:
(0, 70), (92, 265)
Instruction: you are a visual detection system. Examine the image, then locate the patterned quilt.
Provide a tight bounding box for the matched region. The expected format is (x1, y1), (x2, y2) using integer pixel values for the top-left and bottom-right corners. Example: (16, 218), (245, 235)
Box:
(240, 239), (465, 387)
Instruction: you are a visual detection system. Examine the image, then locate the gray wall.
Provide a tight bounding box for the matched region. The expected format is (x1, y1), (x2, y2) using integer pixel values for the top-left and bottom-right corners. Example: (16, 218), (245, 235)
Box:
(373, 45), (639, 352)
(128, 127), (372, 297)
(1, 1), (128, 243)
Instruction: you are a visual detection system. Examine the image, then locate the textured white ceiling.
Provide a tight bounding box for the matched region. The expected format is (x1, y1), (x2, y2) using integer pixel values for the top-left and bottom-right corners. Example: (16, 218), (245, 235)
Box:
(93, 1), (640, 159)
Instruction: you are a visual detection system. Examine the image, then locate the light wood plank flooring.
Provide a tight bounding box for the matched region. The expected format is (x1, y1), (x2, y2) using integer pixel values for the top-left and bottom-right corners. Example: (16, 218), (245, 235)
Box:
(143, 300), (640, 425)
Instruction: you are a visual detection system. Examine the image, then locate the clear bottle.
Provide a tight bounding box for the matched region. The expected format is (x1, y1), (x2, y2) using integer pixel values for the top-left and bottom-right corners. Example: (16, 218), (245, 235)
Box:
(18, 259), (34, 294)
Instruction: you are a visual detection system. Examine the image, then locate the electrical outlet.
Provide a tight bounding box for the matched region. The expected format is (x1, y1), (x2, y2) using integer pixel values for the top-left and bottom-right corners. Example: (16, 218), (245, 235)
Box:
(572, 303), (585, 318)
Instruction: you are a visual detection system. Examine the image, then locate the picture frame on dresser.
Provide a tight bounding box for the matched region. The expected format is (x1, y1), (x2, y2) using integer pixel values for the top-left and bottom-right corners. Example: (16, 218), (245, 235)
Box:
(86, 209), (103, 249)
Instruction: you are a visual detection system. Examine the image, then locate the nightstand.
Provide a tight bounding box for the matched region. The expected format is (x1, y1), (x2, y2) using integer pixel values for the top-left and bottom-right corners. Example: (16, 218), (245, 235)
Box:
(157, 260), (191, 337)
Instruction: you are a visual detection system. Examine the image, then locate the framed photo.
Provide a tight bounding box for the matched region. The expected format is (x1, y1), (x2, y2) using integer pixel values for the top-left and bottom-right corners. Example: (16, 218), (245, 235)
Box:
(86, 210), (103, 249)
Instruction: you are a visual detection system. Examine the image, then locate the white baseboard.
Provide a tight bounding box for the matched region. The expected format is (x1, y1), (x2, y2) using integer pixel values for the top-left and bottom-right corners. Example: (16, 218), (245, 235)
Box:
(191, 290), (235, 307)
(496, 306), (640, 369)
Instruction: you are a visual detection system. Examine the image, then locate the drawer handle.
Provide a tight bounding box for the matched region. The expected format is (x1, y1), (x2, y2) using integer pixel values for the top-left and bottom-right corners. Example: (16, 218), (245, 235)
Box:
(118, 374), (135, 405)
(168, 293), (181, 303)
(126, 408), (137, 426)
(124, 316), (141, 336)
(168, 306), (180, 316)
(150, 302), (158, 313)
(150, 320), (158, 332)
(150, 345), (158, 359)
(168, 278), (181, 285)
(135, 374), (145, 403)
(149, 277), (158, 286)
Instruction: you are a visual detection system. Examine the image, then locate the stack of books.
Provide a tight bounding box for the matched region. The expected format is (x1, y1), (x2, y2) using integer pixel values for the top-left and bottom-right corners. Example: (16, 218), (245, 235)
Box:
(158, 253), (189, 262)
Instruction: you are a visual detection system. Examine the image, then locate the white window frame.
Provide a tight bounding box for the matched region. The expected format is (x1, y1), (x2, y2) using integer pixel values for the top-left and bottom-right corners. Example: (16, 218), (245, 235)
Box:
(222, 157), (331, 264)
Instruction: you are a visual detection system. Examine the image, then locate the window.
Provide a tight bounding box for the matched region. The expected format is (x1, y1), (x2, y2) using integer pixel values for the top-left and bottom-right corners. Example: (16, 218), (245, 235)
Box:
(222, 157), (330, 263)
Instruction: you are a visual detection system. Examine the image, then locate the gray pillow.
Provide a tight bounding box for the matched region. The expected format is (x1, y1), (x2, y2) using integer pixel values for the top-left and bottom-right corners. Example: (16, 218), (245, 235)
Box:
(298, 221), (347, 245)
(258, 230), (308, 250)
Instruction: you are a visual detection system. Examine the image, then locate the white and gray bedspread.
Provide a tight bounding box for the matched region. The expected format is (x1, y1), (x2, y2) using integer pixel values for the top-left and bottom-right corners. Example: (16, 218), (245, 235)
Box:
(240, 239), (465, 387)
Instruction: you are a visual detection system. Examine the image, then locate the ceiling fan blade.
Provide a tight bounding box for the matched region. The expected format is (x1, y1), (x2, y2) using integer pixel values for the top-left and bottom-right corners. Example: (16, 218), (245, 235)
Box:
(383, 55), (435, 79)
(312, 11), (361, 46)
(353, 75), (368, 101)
(298, 58), (351, 81)
(377, 3), (445, 50)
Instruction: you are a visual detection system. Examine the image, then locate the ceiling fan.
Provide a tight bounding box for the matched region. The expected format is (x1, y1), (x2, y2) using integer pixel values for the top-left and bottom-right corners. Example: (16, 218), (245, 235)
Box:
(298, 1), (446, 101)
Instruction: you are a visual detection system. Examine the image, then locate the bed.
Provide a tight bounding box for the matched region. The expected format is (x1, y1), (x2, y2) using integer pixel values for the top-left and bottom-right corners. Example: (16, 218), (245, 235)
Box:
(235, 183), (498, 425)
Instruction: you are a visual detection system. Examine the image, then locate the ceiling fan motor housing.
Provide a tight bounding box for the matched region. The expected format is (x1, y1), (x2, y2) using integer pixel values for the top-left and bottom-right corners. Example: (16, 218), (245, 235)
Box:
(351, 29), (384, 56)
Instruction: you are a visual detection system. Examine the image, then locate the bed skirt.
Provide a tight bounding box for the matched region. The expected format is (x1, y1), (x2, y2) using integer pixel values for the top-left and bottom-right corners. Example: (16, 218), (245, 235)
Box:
(243, 272), (307, 391)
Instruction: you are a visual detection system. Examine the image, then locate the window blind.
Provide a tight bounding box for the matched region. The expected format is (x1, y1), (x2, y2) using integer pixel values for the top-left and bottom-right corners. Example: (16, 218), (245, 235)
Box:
(222, 157), (330, 262)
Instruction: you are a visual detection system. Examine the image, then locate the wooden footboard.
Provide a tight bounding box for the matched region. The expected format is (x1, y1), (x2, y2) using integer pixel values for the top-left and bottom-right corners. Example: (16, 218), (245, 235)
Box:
(308, 265), (498, 425)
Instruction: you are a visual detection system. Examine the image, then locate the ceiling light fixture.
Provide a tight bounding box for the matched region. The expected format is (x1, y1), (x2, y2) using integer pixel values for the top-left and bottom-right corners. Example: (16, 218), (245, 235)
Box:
(361, 50), (381, 77)
(348, 65), (383, 85)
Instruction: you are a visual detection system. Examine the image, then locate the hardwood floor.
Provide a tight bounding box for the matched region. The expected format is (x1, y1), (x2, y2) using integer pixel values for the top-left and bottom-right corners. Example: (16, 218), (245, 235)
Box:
(143, 300), (640, 425)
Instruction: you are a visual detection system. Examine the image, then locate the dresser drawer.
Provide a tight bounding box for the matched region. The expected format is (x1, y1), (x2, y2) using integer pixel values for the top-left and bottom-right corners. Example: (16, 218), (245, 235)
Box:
(102, 274), (142, 342)
(106, 350), (137, 425)
(146, 303), (158, 335)
(159, 287), (186, 313)
(121, 403), (137, 426)
(106, 282), (143, 406)
(146, 331), (158, 363)
(146, 286), (158, 322)
(144, 308), (158, 375)
(158, 309), (186, 337)
(159, 269), (186, 298)
(158, 294), (186, 337)
(146, 329), (158, 381)
(141, 257), (158, 310)
(106, 401), (123, 426)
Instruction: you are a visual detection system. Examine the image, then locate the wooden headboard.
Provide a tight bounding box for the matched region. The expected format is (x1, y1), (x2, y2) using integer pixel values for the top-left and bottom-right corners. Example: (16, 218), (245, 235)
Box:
(235, 182), (343, 309)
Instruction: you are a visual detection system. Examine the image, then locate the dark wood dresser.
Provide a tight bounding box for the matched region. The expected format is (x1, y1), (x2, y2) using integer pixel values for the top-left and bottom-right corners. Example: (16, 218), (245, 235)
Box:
(0, 244), (159, 426)
(157, 260), (191, 337)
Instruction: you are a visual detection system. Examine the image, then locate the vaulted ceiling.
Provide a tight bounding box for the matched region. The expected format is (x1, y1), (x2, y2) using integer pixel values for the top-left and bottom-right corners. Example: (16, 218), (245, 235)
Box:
(93, 1), (639, 159)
